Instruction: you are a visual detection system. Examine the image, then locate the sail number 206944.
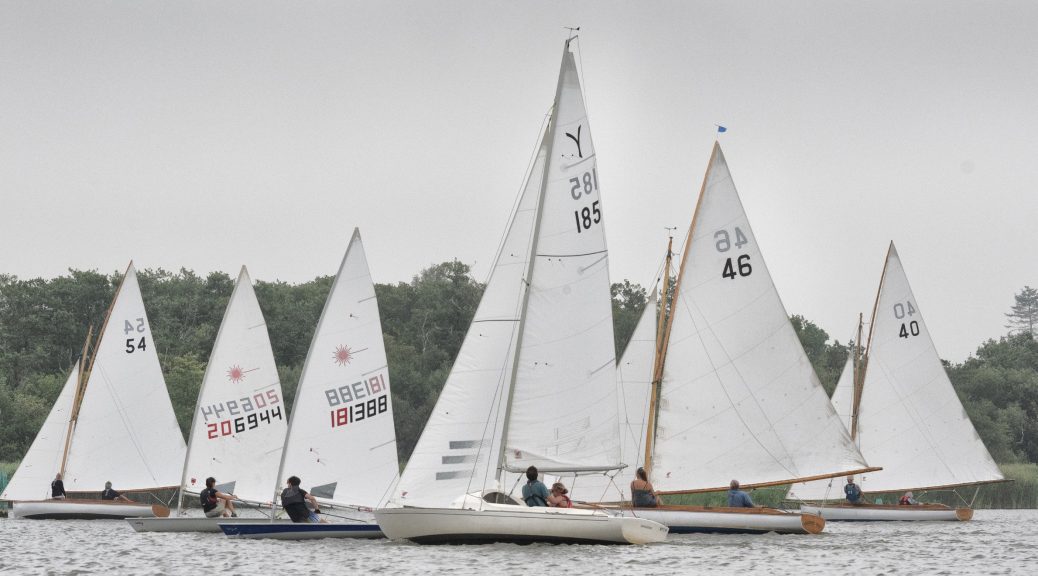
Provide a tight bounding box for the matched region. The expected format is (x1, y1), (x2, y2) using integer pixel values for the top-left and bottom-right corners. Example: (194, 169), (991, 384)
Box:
(571, 169), (601, 233)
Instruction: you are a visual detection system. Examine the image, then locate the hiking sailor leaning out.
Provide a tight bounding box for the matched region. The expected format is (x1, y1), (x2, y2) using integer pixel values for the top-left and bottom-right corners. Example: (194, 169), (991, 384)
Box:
(281, 476), (323, 523)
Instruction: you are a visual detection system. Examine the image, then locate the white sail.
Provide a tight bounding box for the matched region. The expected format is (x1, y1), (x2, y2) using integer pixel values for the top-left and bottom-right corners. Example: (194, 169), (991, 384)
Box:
(277, 229), (399, 509)
(393, 135), (546, 507)
(1, 366), (79, 501)
(572, 290), (658, 502)
(179, 267), (287, 504)
(503, 46), (621, 474)
(787, 350), (857, 500)
(850, 244), (1003, 493)
(63, 263), (186, 491)
(652, 143), (868, 493)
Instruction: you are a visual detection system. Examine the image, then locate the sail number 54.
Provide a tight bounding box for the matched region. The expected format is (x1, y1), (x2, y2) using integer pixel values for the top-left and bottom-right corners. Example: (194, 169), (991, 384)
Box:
(124, 316), (146, 354)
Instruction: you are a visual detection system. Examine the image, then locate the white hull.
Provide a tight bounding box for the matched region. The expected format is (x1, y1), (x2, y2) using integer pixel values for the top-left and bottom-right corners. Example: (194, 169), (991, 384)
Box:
(622, 506), (824, 534)
(11, 499), (168, 520)
(800, 504), (971, 522)
(126, 516), (275, 533)
(374, 505), (668, 545)
(219, 521), (384, 539)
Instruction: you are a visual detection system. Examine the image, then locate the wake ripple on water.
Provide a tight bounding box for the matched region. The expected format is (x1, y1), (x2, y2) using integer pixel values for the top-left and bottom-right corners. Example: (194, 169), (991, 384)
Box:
(1, 510), (1036, 576)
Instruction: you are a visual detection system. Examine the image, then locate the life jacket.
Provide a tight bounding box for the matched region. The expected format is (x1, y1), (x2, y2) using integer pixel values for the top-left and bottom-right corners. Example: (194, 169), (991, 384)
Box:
(899, 495), (911, 505)
(558, 495), (573, 508)
(200, 488), (218, 507)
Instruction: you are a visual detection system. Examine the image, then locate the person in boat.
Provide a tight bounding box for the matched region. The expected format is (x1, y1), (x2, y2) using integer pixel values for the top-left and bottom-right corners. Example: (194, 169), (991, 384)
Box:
(100, 481), (132, 502)
(521, 466), (550, 507)
(51, 473), (66, 500)
(201, 476), (238, 518)
(281, 475), (322, 523)
(727, 479), (755, 508)
(547, 482), (573, 508)
(844, 476), (865, 506)
(630, 467), (659, 508)
(899, 491), (919, 505)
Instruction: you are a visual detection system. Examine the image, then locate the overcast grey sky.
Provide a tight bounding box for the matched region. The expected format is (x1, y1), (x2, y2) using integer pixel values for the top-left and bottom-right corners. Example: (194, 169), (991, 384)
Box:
(2, 1), (1036, 361)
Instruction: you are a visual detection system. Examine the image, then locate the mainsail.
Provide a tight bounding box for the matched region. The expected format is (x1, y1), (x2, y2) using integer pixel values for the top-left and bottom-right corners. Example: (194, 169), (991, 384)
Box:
(650, 143), (871, 494)
(393, 40), (622, 507)
(276, 229), (399, 509)
(178, 267), (287, 505)
(794, 244), (1004, 500)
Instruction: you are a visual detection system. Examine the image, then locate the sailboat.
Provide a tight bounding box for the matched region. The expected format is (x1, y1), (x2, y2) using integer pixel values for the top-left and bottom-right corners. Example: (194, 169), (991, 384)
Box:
(597, 143), (879, 535)
(128, 267), (288, 532)
(372, 39), (668, 545)
(2, 263), (187, 519)
(222, 229), (399, 539)
(792, 243), (1006, 521)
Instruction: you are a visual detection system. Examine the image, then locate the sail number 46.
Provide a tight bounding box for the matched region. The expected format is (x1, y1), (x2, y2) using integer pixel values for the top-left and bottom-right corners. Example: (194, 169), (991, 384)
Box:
(124, 316), (146, 353)
(715, 228), (752, 279)
(894, 301), (920, 338)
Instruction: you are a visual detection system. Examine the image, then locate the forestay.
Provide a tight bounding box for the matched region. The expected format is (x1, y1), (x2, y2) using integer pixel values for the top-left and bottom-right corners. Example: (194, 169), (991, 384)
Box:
(277, 229), (399, 509)
(652, 143), (868, 493)
(1, 367), (79, 501)
(843, 244), (1002, 493)
(503, 46), (621, 474)
(179, 267), (287, 505)
(63, 264), (186, 492)
(573, 290), (658, 502)
(393, 132), (545, 508)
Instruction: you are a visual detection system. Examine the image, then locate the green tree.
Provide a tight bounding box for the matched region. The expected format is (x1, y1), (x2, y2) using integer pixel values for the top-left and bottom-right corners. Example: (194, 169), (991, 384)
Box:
(790, 315), (848, 395)
(1005, 286), (1038, 336)
(611, 280), (648, 358)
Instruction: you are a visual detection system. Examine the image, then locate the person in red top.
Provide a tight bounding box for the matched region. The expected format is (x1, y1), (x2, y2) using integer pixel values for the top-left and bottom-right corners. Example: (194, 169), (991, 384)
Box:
(899, 491), (919, 505)
(547, 482), (573, 508)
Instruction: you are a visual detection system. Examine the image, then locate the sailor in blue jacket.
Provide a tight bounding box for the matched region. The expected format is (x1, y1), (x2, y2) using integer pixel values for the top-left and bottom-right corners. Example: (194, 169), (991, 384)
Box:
(844, 476), (865, 505)
(727, 479), (755, 507)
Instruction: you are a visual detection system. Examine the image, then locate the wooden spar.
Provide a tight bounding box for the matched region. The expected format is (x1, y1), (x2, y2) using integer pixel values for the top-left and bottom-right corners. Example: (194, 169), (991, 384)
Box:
(654, 465), (883, 495)
(642, 236), (673, 474)
(849, 312), (865, 441)
(59, 327), (92, 477)
(860, 477), (1013, 496)
(644, 142), (719, 481)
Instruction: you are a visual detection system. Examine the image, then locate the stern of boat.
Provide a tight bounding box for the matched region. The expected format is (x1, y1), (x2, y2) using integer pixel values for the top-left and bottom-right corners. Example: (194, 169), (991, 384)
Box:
(955, 508), (973, 521)
(800, 512), (825, 534)
(620, 517), (669, 544)
(151, 504), (170, 518)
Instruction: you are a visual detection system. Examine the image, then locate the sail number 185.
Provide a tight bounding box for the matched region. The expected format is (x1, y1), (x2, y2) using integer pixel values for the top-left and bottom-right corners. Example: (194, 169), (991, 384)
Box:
(571, 169), (601, 233)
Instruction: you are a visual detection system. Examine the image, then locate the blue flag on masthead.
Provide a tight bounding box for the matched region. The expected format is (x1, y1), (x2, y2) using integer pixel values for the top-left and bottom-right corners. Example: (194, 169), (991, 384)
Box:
(716, 125), (727, 133)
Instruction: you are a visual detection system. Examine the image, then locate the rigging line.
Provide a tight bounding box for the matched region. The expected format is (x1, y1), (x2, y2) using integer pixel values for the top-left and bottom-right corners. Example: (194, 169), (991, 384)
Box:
(537, 249), (608, 258)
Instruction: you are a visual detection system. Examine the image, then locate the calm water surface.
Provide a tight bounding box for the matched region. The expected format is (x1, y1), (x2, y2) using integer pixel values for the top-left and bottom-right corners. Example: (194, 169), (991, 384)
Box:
(1, 510), (1035, 575)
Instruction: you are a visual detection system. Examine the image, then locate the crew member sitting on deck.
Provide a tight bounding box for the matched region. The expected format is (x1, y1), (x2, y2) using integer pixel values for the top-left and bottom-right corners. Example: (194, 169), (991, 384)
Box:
(281, 476), (322, 523)
(521, 466), (549, 507)
(631, 467), (659, 508)
(100, 481), (132, 502)
(899, 491), (919, 505)
(844, 476), (864, 506)
(727, 479), (755, 507)
(200, 476), (238, 518)
(548, 482), (573, 508)
(51, 473), (66, 500)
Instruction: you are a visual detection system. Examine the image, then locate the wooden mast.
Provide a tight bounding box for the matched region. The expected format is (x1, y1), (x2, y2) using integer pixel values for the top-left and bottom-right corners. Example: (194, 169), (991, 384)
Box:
(642, 236), (673, 474)
(849, 313), (865, 441)
(643, 142), (719, 479)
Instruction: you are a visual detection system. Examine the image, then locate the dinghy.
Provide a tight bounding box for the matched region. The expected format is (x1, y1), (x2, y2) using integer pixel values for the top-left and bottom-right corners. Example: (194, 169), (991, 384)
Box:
(3, 263), (187, 519)
(790, 244), (1005, 521)
(129, 267), (288, 532)
(577, 144), (880, 535)
(375, 38), (667, 546)
(221, 230), (399, 539)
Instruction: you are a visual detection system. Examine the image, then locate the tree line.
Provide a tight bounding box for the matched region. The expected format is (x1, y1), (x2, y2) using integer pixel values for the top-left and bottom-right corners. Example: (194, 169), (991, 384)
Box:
(1, 267), (1035, 471)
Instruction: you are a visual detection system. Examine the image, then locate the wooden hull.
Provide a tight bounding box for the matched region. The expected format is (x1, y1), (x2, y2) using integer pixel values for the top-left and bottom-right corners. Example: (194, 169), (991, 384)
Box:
(621, 505), (824, 534)
(373, 506), (669, 545)
(126, 516), (274, 533)
(219, 521), (384, 539)
(11, 499), (169, 520)
(799, 503), (971, 522)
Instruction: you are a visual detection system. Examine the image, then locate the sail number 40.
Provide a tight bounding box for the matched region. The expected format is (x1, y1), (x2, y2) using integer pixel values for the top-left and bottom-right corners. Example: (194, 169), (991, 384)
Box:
(894, 300), (921, 338)
(571, 169), (601, 234)
(124, 316), (147, 353)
